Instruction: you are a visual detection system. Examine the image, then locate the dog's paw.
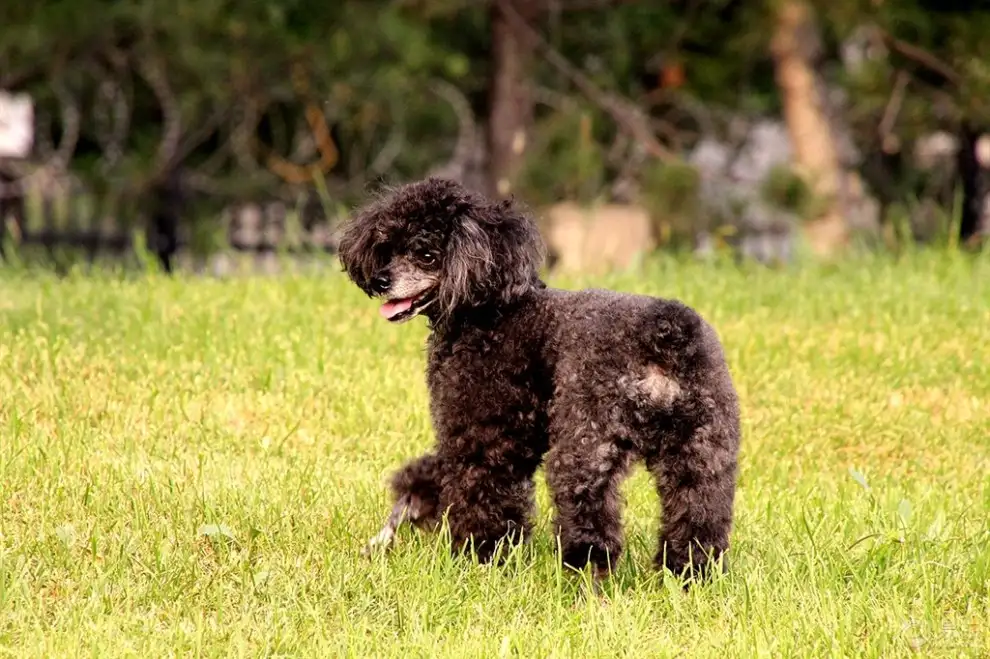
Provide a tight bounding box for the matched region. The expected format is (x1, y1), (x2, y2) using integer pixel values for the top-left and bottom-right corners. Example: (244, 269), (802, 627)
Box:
(361, 525), (397, 557)
(361, 494), (419, 558)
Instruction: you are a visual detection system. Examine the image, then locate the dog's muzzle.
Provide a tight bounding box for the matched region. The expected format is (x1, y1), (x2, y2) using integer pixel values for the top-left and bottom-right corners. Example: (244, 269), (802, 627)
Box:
(374, 266), (438, 323)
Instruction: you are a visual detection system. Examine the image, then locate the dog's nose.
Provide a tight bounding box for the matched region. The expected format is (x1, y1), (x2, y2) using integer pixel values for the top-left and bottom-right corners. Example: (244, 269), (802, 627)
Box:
(370, 273), (391, 294)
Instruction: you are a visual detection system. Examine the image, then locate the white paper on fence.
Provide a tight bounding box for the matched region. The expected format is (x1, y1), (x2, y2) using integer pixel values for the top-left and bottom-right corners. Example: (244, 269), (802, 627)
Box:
(0, 91), (34, 159)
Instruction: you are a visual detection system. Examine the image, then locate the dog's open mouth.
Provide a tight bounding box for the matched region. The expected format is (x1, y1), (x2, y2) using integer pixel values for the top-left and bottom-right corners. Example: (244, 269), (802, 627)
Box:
(380, 291), (435, 323)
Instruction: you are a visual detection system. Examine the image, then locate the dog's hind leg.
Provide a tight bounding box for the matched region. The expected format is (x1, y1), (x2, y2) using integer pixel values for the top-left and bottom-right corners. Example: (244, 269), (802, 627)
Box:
(647, 420), (738, 582)
(634, 297), (740, 582)
(362, 452), (444, 555)
(545, 438), (634, 581)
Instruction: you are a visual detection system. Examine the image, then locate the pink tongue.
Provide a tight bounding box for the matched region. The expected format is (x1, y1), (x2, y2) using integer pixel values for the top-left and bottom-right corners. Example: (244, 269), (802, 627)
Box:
(380, 297), (414, 319)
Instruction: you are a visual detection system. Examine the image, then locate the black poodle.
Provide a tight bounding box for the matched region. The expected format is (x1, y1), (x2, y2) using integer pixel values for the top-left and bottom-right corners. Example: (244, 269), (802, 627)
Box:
(339, 177), (741, 583)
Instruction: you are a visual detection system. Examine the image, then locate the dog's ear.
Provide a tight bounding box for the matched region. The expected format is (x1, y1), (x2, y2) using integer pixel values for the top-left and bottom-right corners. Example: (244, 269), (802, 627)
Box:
(438, 213), (494, 316)
(437, 198), (545, 318)
(337, 206), (383, 295)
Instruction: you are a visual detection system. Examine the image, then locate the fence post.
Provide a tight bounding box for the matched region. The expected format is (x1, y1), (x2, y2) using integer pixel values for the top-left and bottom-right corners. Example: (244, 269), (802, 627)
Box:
(147, 169), (182, 273)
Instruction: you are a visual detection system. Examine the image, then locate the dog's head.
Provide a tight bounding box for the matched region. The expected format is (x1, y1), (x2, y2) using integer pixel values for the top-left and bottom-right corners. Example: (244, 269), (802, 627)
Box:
(338, 177), (545, 326)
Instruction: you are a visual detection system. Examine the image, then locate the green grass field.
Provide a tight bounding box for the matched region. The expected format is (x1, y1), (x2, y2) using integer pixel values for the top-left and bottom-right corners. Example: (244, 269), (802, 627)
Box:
(1, 253), (988, 657)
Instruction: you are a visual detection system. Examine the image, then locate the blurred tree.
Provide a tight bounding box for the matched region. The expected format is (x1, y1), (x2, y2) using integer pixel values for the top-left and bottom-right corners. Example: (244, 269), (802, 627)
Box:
(4, 0), (987, 257)
(488, 0), (540, 197)
(817, 0), (990, 244)
(771, 0), (848, 256)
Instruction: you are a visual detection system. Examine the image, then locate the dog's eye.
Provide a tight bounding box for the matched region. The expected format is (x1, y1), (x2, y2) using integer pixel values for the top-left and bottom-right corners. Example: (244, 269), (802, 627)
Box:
(417, 250), (437, 265)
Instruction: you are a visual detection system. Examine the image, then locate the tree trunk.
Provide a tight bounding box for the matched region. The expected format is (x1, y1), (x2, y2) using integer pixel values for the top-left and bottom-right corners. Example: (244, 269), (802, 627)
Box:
(146, 167), (183, 274)
(487, 0), (539, 198)
(771, 0), (848, 256)
(0, 175), (25, 262)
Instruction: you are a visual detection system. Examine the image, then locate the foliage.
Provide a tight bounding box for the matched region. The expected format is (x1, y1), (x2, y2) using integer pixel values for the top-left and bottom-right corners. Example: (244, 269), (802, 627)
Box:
(638, 159), (702, 246)
(820, 1), (990, 124)
(3, 0), (990, 246)
(0, 0), (490, 208)
(0, 1), (787, 206)
(760, 164), (816, 218)
(515, 107), (607, 207)
(815, 1), (990, 166)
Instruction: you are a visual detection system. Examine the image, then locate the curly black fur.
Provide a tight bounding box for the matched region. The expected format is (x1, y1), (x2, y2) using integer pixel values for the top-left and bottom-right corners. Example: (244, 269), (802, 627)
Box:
(340, 178), (741, 582)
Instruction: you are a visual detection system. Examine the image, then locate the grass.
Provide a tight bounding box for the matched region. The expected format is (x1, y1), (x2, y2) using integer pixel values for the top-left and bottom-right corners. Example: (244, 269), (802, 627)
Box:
(1, 251), (989, 657)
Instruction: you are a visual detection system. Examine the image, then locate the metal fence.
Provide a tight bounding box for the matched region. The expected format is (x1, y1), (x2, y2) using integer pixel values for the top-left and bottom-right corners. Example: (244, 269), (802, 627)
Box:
(1, 183), (340, 275)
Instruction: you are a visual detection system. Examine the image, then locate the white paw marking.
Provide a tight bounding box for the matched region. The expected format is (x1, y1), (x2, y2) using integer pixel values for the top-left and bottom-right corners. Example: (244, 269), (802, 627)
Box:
(362, 525), (397, 555)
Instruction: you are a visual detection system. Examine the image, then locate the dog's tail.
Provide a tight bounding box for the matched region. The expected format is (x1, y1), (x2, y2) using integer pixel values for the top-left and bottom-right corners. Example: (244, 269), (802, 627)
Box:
(638, 299), (717, 377)
(635, 298), (739, 438)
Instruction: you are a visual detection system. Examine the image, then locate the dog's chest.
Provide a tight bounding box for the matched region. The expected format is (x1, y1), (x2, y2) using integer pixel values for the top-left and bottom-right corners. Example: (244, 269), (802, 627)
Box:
(425, 331), (547, 431)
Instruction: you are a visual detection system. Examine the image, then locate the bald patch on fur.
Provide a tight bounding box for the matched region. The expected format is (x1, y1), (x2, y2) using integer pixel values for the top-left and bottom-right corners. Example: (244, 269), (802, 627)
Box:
(637, 365), (682, 404)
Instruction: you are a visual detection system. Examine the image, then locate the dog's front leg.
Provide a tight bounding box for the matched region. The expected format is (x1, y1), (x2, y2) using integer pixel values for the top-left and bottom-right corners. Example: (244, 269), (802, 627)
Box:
(439, 459), (537, 564)
(362, 493), (416, 555)
(362, 452), (444, 556)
